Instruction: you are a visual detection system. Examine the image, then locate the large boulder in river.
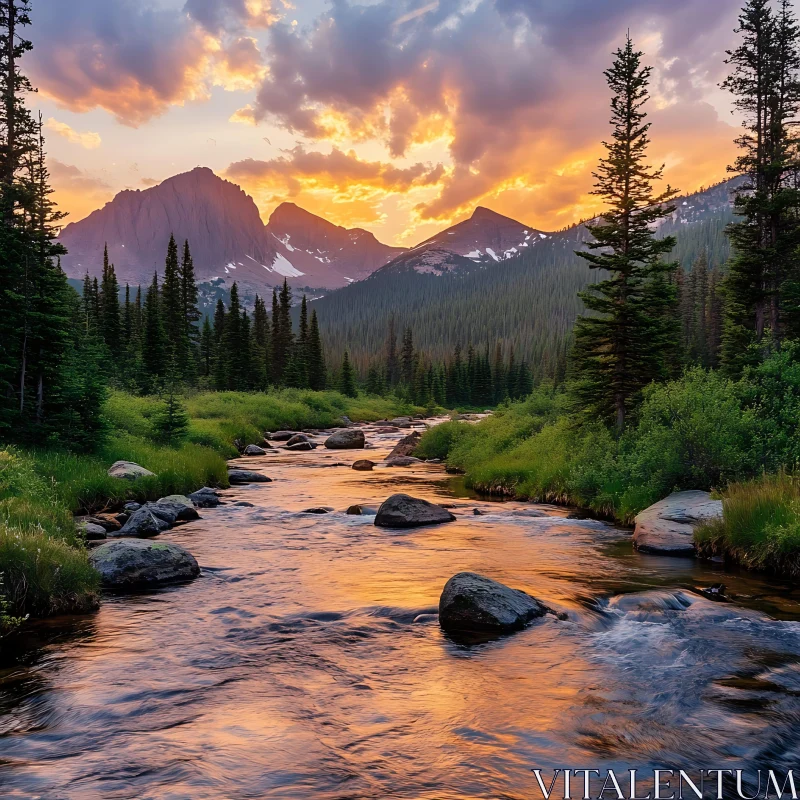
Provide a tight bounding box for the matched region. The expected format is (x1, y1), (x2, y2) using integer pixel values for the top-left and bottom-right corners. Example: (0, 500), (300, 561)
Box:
(151, 496), (200, 521)
(287, 440), (315, 451)
(269, 430), (300, 442)
(374, 493), (455, 529)
(90, 539), (200, 589)
(386, 456), (422, 467)
(352, 459), (375, 471)
(117, 507), (171, 538)
(227, 469), (272, 485)
(633, 490), (723, 556)
(107, 460), (155, 480)
(243, 444), (268, 456)
(324, 429), (365, 449)
(189, 487), (221, 508)
(388, 431), (422, 458)
(286, 433), (310, 446)
(439, 572), (547, 634)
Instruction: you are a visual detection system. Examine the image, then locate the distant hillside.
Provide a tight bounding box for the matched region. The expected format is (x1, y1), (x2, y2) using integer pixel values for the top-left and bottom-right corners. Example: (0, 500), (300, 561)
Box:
(309, 179), (739, 377)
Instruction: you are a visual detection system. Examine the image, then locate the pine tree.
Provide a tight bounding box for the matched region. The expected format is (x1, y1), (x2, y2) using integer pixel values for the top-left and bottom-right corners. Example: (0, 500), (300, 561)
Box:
(571, 35), (679, 433)
(99, 243), (121, 362)
(307, 309), (326, 391)
(179, 239), (200, 382)
(364, 362), (385, 395)
(213, 298), (227, 390)
(251, 294), (270, 389)
(491, 341), (506, 403)
(200, 316), (214, 380)
(339, 350), (357, 397)
(160, 233), (183, 371)
(142, 271), (167, 390)
(385, 315), (399, 387)
(222, 282), (242, 390)
(152, 358), (190, 445)
(401, 327), (415, 386)
(122, 284), (133, 353)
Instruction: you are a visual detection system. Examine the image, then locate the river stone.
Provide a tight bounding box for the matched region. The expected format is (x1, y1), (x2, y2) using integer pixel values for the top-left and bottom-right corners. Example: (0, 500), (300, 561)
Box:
(79, 515), (121, 533)
(227, 469), (273, 484)
(124, 502), (142, 512)
(286, 434), (310, 446)
(352, 459), (375, 471)
(374, 493), (455, 529)
(90, 539), (200, 589)
(346, 504), (378, 515)
(633, 490), (723, 556)
(302, 507), (333, 514)
(287, 441), (315, 451)
(80, 522), (108, 541)
(439, 572), (547, 634)
(270, 430), (300, 442)
(386, 456), (422, 467)
(324, 429), (365, 449)
(117, 508), (171, 538)
(388, 431), (422, 458)
(151, 498), (200, 522)
(189, 487), (221, 508)
(243, 444), (268, 456)
(108, 460), (155, 480)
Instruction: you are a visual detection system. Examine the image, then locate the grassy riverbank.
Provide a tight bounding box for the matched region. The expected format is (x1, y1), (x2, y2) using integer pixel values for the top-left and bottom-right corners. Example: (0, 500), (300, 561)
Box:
(0, 389), (424, 635)
(417, 364), (797, 527)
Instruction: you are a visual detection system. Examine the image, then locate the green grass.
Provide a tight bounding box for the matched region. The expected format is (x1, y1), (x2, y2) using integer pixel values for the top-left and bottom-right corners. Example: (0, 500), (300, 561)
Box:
(0, 388), (423, 634)
(695, 473), (800, 576)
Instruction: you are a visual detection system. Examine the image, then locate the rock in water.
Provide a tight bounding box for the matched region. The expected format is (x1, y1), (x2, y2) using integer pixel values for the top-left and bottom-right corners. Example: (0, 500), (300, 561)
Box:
(374, 493), (455, 528)
(151, 497), (200, 522)
(385, 456), (422, 467)
(287, 441), (315, 451)
(388, 431), (422, 458)
(117, 508), (171, 537)
(80, 522), (108, 541)
(90, 539), (200, 589)
(352, 459), (375, 471)
(107, 460), (155, 480)
(633, 490), (723, 556)
(286, 434), (310, 446)
(324, 429), (366, 449)
(227, 469), (273, 485)
(439, 572), (546, 634)
(270, 430), (300, 442)
(189, 487), (221, 508)
(243, 444), (268, 456)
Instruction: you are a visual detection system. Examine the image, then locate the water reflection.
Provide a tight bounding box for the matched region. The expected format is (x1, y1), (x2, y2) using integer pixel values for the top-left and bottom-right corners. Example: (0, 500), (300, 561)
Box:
(2, 422), (800, 798)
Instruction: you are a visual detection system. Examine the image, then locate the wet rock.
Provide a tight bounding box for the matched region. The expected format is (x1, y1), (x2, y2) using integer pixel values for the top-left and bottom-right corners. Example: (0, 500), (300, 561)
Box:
(385, 456), (422, 467)
(373, 426), (400, 434)
(124, 502), (142, 512)
(388, 431), (422, 458)
(509, 509), (548, 518)
(189, 487), (222, 508)
(286, 433), (310, 446)
(346, 504), (378, 515)
(108, 460), (155, 480)
(78, 515), (121, 533)
(80, 522), (108, 541)
(473, 508), (484, 516)
(390, 417), (412, 427)
(324, 429), (365, 449)
(227, 469), (273, 485)
(633, 490), (722, 556)
(115, 513), (130, 525)
(352, 459), (375, 471)
(439, 572), (546, 634)
(269, 430), (300, 442)
(233, 501), (255, 507)
(286, 441), (315, 451)
(90, 539), (200, 589)
(374, 493), (455, 529)
(243, 444), (268, 456)
(116, 507), (171, 538)
(302, 507), (333, 514)
(153, 496), (200, 521)
(699, 583), (727, 601)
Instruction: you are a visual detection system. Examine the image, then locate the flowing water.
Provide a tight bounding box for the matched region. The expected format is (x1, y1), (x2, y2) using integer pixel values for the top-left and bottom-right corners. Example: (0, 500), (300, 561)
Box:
(3, 421), (800, 799)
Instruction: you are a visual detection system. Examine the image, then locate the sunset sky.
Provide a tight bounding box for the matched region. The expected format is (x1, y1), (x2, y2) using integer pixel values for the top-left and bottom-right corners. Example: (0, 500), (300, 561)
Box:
(28, 0), (751, 246)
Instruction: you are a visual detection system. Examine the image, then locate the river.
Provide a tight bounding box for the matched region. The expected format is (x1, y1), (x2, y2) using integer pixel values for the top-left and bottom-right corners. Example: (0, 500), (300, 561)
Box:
(2, 420), (800, 799)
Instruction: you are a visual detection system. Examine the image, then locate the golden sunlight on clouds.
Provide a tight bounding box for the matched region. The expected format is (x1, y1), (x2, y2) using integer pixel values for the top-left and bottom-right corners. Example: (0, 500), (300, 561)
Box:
(49, 160), (113, 226)
(45, 118), (102, 150)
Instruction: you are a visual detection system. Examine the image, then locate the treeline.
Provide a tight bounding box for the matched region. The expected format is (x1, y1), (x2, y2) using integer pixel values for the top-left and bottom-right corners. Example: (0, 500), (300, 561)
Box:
(82, 238), (328, 395)
(0, 0), (105, 451)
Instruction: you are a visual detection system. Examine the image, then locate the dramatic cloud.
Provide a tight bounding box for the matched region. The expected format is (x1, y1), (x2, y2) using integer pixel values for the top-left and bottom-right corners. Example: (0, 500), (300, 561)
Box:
(243, 0), (743, 229)
(44, 118), (102, 150)
(184, 0), (283, 34)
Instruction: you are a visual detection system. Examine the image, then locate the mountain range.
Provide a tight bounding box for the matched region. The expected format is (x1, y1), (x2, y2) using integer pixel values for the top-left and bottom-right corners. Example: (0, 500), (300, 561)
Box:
(58, 167), (550, 291)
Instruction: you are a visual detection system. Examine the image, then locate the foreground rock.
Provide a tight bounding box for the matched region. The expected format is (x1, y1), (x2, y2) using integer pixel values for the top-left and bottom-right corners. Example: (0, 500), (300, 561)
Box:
(117, 507), (171, 537)
(439, 572), (547, 634)
(352, 459), (375, 471)
(388, 431), (422, 458)
(243, 444), (268, 456)
(227, 469), (273, 485)
(189, 487), (222, 508)
(374, 493), (455, 529)
(107, 460), (155, 480)
(325, 429), (365, 449)
(287, 441), (315, 451)
(386, 456), (422, 467)
(80, 522), (107, 541)
(633, 490), (723, 556)
(90, 539), (200, 589)
(152, 496), (200, 521)
(269, 430), (300, 442)
(286, 434), (310, 446)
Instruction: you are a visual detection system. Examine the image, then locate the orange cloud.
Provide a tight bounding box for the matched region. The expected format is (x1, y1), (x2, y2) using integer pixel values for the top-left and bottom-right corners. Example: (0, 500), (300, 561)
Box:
(49, 160), (113, 225)
(45, 118), (102, 150)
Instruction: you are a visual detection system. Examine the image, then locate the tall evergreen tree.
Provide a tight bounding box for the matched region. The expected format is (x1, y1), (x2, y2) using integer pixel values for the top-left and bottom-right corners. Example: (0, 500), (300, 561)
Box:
(142, 271), (167, 390)
(251, 294), (271, 389)
(160, 233), (183, 369)
(339, 350), (357, 398)
(179, 239), (200, 382)
(385, 315), (399, 387)
(307, 309), (326, 391)
(401, 327), (415, 386)
(99, 243), (121, 362)
(571, 35), (679, 433)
